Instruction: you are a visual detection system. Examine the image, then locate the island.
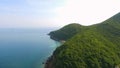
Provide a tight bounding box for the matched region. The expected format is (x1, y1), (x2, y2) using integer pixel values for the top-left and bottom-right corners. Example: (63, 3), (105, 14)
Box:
(45, 12), (120, 68)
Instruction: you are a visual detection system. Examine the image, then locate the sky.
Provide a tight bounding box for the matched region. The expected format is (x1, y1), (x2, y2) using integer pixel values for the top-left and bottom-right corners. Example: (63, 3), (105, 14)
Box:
(0, 0), (120, 28)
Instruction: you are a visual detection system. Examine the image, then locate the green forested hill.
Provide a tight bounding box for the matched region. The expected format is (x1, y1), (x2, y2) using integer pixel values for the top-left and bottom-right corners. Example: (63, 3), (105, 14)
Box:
(49, 23), (83, 41)
(46, 12), (120, 68)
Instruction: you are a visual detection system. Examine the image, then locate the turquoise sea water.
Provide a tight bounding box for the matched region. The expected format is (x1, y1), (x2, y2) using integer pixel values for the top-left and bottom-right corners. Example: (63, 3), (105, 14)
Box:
(0, 28), (61, 68)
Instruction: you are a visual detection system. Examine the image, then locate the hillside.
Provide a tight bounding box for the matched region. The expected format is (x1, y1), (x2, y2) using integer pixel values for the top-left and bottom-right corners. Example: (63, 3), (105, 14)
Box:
(48, 23), (83, 41)
(46, 12), (120, 68)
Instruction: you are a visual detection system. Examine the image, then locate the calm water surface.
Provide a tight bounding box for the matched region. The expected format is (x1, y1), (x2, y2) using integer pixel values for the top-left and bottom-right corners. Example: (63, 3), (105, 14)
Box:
(0, 28), (61, 68)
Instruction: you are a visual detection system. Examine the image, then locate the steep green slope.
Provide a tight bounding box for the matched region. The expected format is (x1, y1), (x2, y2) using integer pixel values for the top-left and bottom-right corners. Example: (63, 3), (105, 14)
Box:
(51, 28), (120, 68)
(96, 12), (120, 47)
(46, 12), (120, 68)
(49, 23), (83, 41)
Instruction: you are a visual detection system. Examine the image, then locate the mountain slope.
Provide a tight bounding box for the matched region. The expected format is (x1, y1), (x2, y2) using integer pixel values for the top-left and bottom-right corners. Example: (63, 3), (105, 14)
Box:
(51, 28), (120, 68)
(46, 12), (120, 68)
(49, 23), (83, 41)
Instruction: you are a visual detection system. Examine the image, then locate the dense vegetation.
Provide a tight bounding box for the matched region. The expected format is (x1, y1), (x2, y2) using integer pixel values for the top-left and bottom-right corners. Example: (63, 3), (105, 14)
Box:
(49, 23), (83, 41)
(47, 12), (120, 68)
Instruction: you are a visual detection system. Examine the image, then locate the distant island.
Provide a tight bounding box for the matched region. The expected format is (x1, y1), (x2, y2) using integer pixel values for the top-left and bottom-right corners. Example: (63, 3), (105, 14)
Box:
(46, 12), (120, 68)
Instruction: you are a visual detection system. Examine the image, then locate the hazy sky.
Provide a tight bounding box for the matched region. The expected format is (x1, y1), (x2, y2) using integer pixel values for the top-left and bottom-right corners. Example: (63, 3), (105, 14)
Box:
(0, 0), (120, 28)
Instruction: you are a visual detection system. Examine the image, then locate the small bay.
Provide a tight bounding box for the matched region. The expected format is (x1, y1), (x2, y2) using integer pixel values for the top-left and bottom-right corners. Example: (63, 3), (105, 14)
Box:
(0, 28), (61, 68)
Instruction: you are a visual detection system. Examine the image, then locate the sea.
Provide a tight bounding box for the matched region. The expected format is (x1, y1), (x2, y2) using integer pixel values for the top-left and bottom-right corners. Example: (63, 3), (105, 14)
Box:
(0, 28), (61, 68)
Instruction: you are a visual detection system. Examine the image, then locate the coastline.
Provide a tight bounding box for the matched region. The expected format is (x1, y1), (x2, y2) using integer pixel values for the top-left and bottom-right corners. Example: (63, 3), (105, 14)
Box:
(44, 34), (54, 68)
(44, 40), (65, 68)
(44, 34), (66, 68)
(44, 56), (53, 68)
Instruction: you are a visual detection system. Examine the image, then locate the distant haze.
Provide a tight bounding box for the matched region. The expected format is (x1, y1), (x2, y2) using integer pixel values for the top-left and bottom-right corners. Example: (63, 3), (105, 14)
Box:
(0, 0), (120, 28)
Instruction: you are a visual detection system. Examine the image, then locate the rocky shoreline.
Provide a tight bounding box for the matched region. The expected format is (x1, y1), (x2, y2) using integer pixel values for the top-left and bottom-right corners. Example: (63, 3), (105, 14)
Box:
(44, 34), (66, 68)
(44, 55), (54, 68)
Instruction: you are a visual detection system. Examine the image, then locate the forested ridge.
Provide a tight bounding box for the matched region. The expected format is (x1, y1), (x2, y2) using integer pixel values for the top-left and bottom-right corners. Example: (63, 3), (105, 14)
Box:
(49, 23), (83, 41)
(46, 12), (120, 68)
